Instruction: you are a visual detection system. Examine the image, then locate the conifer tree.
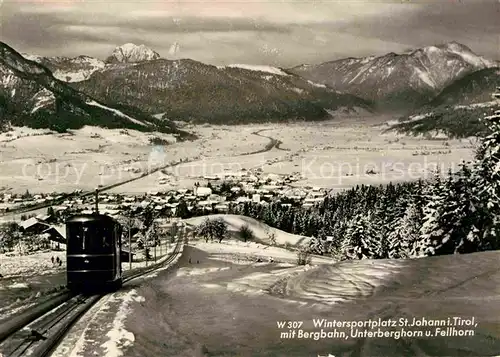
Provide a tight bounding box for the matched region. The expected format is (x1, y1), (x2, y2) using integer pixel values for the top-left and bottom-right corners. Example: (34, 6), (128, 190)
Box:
(388, 202), (423, 258)
(473, 105), (500, 250)
(417, 171), (447, 257)
(343, 213), (380, 259)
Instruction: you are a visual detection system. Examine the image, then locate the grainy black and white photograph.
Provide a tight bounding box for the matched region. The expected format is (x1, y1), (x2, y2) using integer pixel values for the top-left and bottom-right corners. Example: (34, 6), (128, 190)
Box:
(0, 0), (499, 356)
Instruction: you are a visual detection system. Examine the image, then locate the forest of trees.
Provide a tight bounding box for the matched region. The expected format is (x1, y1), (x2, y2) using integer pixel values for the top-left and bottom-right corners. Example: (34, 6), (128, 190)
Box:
(223, 102), (500, 260)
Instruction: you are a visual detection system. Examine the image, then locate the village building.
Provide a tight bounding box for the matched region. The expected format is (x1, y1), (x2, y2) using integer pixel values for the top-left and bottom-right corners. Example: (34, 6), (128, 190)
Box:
(195, 187), (212, 197)
(42, 225), (66, 244)
(19, 217), (50, 234)
(214, 203), (229, 212)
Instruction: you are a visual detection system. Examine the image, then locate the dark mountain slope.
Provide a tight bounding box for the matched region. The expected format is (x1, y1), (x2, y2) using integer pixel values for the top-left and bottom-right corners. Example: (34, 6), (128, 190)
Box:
(0, 42), (194, 139)
(388, 68), (500, 138)
(429, 67), (500, 107)
(73, 59), (372, 124)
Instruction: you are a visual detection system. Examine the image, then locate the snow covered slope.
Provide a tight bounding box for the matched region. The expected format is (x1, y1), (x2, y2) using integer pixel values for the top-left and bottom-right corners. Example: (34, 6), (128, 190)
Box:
(183, 214), (311, 247)
(21, 54), (106, 82)
(289, 42), (498, 111)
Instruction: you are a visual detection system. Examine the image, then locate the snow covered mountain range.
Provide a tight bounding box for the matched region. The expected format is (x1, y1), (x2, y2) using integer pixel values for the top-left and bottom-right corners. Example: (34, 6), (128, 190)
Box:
(0, 42), (193, 137)
(2, 41), (498, 130)
(16, 43), (371, 124)
(289, 42), (499, 111)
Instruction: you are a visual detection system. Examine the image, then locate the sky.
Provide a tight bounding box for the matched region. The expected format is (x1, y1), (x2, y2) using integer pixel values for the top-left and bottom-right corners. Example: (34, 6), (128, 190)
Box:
(1, 0), (498, 67)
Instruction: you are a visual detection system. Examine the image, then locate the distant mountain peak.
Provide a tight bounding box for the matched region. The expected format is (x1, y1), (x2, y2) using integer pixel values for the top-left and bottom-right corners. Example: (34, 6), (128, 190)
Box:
(288, 42), (498, 111)
(105, 43), (161, 64)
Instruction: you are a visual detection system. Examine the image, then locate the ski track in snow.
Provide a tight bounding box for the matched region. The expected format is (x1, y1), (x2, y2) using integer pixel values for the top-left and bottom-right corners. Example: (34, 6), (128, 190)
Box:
(86, 100), (147, 126)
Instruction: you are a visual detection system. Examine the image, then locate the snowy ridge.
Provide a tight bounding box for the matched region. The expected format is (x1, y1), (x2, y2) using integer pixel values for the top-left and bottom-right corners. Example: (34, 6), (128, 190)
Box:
(1, 46), (46, 75)
(307, 80), (326, 88)
(454, 101), (500, 110)
(20, 53), (44, 62)
(86, 100), (147, 126)
(444, 42), (496, 68)
(221, 64), (288, 76)
(52, 57), (106, 82)
(31, 88), (56, 113)
(20, 53), (106, 83)
(53, 70), (94, 83)
(184, 214), (311, 247)
(106, 43), (160, 63)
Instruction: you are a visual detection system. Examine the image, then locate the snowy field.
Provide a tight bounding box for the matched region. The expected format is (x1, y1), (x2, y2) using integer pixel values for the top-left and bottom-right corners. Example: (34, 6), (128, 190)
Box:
(260, 117), (475, 191)
(0, 125), (267, 194)
(187, 240), (334, 266)
(12, 213), (497, 357)
(0, 249), (66, 278)
(0, 248), (67, 316)
(55, 245), (498, 356)
(0, 116), (475, 194)
(0, 241), (172, 279)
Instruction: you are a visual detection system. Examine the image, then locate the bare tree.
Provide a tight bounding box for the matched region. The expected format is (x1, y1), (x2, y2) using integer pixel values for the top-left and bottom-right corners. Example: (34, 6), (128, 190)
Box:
(239, 224), (254, 242)
(268, 231), (277, 246)
(297, 247), (312, 266)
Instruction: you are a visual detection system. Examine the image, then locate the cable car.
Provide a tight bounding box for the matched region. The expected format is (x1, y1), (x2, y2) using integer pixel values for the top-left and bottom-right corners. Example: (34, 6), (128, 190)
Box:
(66, 213), (123, 292)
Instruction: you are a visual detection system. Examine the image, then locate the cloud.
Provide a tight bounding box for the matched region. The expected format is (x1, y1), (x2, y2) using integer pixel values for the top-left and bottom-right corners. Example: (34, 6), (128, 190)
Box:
(331, 0), (500, 60)
(0, 0), (497, 65)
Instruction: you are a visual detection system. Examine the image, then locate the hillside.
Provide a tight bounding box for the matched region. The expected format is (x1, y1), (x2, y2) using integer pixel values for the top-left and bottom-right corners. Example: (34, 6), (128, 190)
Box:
(73, 59), (372, 124)
(0, 42), (194, 139)
(183, 214), (311, 247)
(288, 42), (497, 112)
(429, 67), (500, 107)
(389, 68), (500, 138)
(388, 103), (498, 138)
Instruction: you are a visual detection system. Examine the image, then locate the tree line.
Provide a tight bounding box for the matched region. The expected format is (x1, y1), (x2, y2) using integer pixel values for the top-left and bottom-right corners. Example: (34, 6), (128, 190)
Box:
(223, 104), (500, 260)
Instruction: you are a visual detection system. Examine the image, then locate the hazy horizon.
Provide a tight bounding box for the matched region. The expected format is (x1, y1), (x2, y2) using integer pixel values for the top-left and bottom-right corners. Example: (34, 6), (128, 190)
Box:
(1, 0), (498, 67)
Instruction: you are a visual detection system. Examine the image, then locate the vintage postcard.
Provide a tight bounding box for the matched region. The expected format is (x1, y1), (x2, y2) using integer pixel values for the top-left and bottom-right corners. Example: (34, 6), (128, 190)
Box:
(0, 0), (499, 356)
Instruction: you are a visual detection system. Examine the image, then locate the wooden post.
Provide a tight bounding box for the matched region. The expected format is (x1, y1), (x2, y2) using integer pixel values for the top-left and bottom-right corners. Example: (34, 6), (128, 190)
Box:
(128, 213), (132, 271)
(95, 189), (99, 214)
(145, 230), (148, 267)
(154, 227), (157, 262)
(160, 234), (163, 256)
